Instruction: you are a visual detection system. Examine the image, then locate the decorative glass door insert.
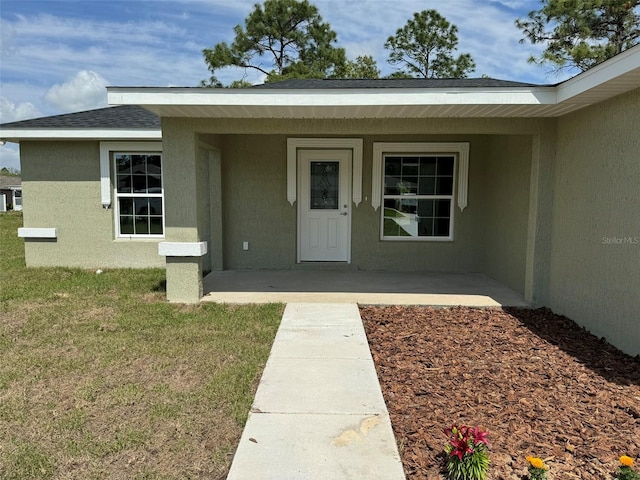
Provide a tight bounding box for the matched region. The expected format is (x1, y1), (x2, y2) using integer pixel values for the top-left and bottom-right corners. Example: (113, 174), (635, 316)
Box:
(310, 161), (339, 209)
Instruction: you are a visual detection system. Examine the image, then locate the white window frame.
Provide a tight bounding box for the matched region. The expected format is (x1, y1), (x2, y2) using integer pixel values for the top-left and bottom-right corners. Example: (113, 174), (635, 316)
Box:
(99, 141), (164, 240)
(372, 142), (469, 242)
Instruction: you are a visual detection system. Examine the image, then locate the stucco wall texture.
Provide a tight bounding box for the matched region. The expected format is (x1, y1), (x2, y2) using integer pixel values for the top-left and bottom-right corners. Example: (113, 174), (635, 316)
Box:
(212, 133), (531, 296)
(20, 141), (163, 268)
(550, 87), (640, 356)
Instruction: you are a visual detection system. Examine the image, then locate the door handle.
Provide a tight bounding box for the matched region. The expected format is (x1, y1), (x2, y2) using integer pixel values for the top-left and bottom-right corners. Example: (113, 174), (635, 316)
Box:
(340, 212), (348, 216)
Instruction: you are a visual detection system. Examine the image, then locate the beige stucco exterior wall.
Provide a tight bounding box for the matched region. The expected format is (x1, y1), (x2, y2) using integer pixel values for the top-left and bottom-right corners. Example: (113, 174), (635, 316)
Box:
(212, 133), (531, 292)
(19, 141), (163, 268)
(549, 88), (640, 356)
(478, 136), (532, 294)
(165, 114), (543, 289)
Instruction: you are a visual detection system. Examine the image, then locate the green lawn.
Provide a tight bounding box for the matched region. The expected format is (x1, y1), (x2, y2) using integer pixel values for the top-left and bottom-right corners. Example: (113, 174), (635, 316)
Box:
(0, 212), (283, 479)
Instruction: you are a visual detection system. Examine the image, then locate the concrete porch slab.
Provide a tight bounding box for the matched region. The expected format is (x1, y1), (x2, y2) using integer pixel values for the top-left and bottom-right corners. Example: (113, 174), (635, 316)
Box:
(202, 270), (529, 307)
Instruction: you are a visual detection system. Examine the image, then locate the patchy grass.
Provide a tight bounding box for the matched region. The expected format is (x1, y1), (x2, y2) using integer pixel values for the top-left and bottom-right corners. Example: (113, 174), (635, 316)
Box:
(0, 212), (283, 479)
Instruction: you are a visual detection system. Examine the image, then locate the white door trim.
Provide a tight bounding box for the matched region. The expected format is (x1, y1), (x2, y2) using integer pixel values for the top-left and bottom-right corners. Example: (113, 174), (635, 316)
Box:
(297, 149), (352, 263)
(287, 138), (363, 206)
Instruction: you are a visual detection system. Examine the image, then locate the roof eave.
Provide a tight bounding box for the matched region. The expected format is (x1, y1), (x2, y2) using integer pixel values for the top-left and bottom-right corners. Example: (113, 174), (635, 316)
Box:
(0, 129), (161, 144)
(107, 44), (640, 119)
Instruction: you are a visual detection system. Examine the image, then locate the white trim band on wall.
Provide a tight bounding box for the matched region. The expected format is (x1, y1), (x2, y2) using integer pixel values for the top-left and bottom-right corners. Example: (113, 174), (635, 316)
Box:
(158, 241), (208, 257)
(18, 227), (57, 238)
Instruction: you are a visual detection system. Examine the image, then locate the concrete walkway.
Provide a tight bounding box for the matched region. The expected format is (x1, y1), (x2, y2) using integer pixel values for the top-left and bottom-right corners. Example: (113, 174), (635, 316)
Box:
(226, 303), (406, 480)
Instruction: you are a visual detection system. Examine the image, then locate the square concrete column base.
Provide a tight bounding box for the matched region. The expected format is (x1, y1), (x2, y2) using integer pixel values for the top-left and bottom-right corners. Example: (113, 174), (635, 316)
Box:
(166, 256), (203, 303)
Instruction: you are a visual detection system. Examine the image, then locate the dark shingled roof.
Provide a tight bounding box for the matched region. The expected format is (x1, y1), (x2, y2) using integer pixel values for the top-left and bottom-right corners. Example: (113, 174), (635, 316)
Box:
(252, 77), (544, 89)
(0, 105), (160, 129)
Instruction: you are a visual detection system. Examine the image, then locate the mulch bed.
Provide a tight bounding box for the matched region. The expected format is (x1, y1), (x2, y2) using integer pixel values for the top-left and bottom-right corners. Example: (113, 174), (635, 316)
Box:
(361, 306), (640, 480)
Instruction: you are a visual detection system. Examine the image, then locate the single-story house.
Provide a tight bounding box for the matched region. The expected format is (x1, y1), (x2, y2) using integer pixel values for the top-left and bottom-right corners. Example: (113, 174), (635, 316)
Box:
(1, 45), (638, 355)
(0, 175), (22, 211)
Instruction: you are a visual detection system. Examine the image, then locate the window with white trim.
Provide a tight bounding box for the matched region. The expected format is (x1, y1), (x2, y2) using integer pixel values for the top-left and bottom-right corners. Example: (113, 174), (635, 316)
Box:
(372, 142), (469, 242)
(114, 152), (164, 237)
(382, 154), (455, 240)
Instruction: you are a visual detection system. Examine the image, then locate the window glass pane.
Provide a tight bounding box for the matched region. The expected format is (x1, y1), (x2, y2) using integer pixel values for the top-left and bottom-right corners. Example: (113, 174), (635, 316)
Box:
(149, 198), (163, 215)
(134, 198), (150, 215)
(418, 176), (435, 195)
(149, 217), (163, 234)
(117, 174), (131, 193)
(148, 173), (161, 192)
(435, 199), (451, 217)
(115, 154), (131, 173)
(417, 199), (434, 218)
(131, 155), (147, 174)
(401, 177), (418, 194)
(436, 177), (454, 195)
(120, 215), (134, 234)
(437, 157), (455, 176)
(435, 218), (450, 236)
(310, 161), (339, 209)
(132, 175), (147, 193)
(383, 199), (412, 237)
(385, 157), (401, 176)
(119, 198), (133, 215)
(402, 161), (418, 176)
(417, 217), (434, 236)
(384, 178), (400, 195)
(419, 157), (437, 175)
(134, 216), (150, 235)
(147, 155), (162, 174)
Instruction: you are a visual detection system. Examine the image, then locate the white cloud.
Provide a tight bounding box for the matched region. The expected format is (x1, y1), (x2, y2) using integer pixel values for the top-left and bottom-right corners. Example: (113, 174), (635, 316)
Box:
(0, 96), (42, 123)
(0, 144), (21, 171)
(45, 70), (109, 112)
(0, 19), (17, 55)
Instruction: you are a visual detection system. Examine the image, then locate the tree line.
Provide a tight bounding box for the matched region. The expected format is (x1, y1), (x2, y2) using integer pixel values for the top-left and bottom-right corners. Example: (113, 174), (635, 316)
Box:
(202, 0), (639, 86)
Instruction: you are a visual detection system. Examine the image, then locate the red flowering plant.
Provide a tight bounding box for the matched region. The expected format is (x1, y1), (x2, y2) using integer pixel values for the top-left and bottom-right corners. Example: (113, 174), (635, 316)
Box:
(444, 424), (490, 480)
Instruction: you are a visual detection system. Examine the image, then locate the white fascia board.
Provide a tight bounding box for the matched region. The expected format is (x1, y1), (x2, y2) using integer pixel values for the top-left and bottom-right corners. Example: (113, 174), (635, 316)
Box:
(556, 44), (640, 103)
(0, 129), (161, 143)
(108, 87), (557, 108)
(158, 241), (208, 257)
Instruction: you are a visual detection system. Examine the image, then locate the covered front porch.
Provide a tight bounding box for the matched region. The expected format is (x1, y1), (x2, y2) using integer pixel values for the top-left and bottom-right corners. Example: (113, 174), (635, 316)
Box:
(202, 269), (529, 306)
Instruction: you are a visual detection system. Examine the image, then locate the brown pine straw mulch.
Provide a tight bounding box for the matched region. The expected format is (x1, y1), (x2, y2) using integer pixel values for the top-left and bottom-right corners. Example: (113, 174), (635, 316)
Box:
(361, 306), (640, 480)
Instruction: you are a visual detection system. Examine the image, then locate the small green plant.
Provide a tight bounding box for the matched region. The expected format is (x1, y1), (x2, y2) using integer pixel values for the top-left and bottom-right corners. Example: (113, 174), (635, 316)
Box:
(615, 456), (640, 480)
(443, 424), (490, 480)
(526, 456), (549, 479)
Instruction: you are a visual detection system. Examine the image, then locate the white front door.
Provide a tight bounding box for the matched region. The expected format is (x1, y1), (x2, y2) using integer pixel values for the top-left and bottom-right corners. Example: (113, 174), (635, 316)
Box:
(298, 149), (351, 262)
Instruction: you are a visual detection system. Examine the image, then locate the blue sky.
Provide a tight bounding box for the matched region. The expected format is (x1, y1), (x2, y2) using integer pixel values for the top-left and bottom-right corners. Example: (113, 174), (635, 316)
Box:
(1, 0), (564, 170)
